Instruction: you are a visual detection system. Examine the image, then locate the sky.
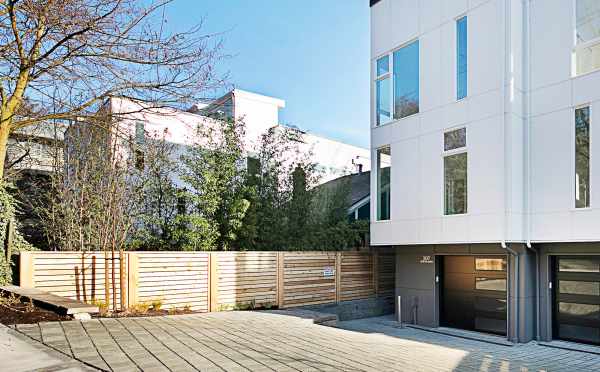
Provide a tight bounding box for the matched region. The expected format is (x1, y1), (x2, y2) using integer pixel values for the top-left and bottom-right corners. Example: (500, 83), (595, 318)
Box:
(166, 0), (371, 148)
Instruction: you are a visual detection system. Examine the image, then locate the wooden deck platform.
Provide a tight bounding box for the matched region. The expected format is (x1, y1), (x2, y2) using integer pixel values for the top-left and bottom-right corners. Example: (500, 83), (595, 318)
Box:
(0, 285), (99, 315)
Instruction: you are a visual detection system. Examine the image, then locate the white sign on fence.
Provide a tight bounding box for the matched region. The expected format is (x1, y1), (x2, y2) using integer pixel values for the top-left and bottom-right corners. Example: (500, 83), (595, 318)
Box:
(323, 266), (335, 277)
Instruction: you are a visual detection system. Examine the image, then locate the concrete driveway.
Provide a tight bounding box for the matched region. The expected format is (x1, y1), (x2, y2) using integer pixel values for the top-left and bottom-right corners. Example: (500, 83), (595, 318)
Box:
(11, 311), (600, 371)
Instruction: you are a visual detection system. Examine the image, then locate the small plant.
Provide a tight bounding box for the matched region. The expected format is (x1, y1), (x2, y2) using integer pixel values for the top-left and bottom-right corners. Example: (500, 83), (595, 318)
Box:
(182, 304), (191, 312)
(150, 299), (163, 312)
(89, 299), (109, 315)
(131, 302), (151, 314)
(7, 293), (21, 306)
(168, 306), (178, 315)
(25, 298), (35, 313)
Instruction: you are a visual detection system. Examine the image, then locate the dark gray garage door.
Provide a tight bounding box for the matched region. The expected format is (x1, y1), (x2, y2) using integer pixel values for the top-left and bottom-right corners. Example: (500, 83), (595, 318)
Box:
(441, 256), (507, 335)
(554, 256), (600, 345)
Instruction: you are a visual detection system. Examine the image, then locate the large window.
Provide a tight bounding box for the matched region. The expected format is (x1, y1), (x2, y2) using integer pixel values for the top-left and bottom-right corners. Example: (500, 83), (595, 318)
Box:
(375, 56), (392, 126)
(393, 40), (420, 119)
(376, 146), (391, 220)
(575, 106), (590, 208)
(456, 16), (468, 100)
(444, 128), (467, 215)
(575, 0), (600, 75)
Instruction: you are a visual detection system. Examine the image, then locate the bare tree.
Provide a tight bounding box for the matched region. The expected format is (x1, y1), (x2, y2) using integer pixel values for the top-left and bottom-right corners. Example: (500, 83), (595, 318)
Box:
(0, 0), (224, 180)
(40, 115), (144, 309)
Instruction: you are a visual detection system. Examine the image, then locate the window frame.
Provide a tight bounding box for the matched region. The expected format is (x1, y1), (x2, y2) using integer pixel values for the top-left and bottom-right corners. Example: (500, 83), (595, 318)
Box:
(456, 15), (468, 100)
(572, 0), (600, 77)
(375, 145), (392, 221)
(442, 126), (468, 216)
(392, 39), (420, 120)
(573, 104), (592, 210)
(372, 38), (420, 128)
(374, 55), (392, 127)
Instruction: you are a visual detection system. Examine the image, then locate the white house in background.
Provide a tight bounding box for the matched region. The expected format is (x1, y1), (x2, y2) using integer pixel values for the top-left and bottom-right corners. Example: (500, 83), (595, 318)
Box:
(110, 89), (370, 185)
(370, 0), (600, 346)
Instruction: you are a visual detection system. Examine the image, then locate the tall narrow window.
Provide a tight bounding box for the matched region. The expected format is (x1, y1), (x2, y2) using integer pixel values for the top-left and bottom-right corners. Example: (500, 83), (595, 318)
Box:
(375, 56), (392, 126)
(575, 106), (590, 208)
(134, 121), (146, 170)
(377, 146), (391, 220)
(457, 16), (468, 99)
(575, 0), (600, 75)
(444, 128), (467, 215)
(393, 40), (419, 119)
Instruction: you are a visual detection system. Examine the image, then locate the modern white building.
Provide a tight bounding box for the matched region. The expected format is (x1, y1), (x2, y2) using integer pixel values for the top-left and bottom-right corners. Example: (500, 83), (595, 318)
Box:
(111, 89), (370, 185)
(370, 0), (600, 345)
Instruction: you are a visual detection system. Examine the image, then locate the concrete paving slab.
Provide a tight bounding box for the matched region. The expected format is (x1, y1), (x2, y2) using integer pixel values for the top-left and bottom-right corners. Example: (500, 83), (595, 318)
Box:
(0, 323), (98, 371)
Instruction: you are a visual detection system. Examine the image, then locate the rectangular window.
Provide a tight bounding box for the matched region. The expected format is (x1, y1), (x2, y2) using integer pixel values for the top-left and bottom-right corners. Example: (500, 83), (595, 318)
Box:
(575, 0), (600, 75)
(135, 121), (146, 145)
(393, 40), (419, 119)
(475, 258), (506, 272)
(375, 56), (392, 126)
(575, 106), (590, 208)
(377, 146), (391, 220)
(444, 153), (468, 215)
(444, 128), (466, 151)
(475, 277), (507, 292)
(457, 16), (468, 99)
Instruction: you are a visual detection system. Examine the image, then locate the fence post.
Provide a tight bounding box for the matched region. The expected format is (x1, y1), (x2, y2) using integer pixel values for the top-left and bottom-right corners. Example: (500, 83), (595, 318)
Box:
(19, 251), (34, 288)
(209, 253), (219, 312)
(335, 252), (342, 303)
(277, 252), (284, 308)
(372, 250), (379, 297)
(119, 250), (126, 311)
(127, 253), (138, 308)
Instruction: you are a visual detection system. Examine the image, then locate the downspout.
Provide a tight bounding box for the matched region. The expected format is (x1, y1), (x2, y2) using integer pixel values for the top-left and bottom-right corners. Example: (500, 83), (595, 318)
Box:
(501, 0), (520, 343)
(502, 241), (519, 342)
(522, 0), (540, 342)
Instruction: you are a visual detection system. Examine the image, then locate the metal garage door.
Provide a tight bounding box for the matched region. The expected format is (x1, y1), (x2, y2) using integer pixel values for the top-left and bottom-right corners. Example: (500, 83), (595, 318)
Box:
(441, 256), (507, 335)
(553, 256), (600, 345)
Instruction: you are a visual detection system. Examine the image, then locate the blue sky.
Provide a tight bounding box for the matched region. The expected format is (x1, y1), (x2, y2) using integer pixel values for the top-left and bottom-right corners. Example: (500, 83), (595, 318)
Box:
(166, 1), (370, 148)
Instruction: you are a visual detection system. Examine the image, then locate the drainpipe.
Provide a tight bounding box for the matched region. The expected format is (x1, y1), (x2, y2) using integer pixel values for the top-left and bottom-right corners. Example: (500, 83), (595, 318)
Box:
(502, 241), (519, 342)
(522, 0), (539, 342)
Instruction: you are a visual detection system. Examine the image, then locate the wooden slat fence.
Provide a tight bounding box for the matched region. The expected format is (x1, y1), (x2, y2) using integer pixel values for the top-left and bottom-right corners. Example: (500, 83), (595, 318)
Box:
(19, 250), (395, 312)
(20, 251), (128, 311)
(215, 252), (277, 310)
(282, 252), (337, 307)
(135, 252), (209, 312)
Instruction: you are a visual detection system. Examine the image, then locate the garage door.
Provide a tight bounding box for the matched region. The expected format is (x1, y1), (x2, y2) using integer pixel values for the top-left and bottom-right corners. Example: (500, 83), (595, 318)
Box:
(441, 256), (507, 335)
(554, 256), (600, 345)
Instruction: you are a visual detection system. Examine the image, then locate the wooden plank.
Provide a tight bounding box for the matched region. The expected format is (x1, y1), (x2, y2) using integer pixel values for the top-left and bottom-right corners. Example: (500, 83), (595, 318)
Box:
(128, 253), (139, 307)
(19, 252), (34, 288)
(210, 252), (218, 312)
(335, 252), (341, 303)
(277, 252), (284, 307)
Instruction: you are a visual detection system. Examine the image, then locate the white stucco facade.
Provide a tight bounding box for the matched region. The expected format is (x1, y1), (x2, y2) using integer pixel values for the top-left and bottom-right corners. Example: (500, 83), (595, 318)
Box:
(370, 0), (600, 246)
(111, 89), (370, 185)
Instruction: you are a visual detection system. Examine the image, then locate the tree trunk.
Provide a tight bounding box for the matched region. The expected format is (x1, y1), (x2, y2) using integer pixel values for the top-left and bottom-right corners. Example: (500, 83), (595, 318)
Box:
(0, 122), (11, 181)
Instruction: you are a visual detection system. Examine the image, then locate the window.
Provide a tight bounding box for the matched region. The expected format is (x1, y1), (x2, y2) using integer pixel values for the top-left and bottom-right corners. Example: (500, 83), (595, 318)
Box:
(393, 40), (420, 119)
(575, 0), (600, 75)
(456, 16), (468, 99)
(444, 128), (467, 215)
(475, 277), (507, 291)
(375, 55), (392, 126)
(444, 127), (466, 151)
(575, 106), (590, 208)
(475, 258), (506, 271)
(376, 146), (391, 220)
(135, 122), (145, 145)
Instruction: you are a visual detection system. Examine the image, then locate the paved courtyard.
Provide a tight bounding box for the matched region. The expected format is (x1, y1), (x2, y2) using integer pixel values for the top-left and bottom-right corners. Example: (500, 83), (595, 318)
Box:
(10, 311), (600, 371)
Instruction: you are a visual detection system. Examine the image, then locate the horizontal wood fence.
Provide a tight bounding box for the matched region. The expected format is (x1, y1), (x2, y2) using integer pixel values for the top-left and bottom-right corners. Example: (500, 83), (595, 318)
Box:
(19, 250), (395, 312)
